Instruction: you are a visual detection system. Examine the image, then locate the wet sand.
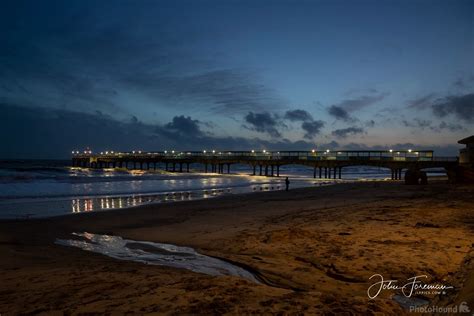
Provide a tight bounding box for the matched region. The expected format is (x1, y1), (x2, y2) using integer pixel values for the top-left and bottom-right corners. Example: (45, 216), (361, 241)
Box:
(0, 181), (473, 315)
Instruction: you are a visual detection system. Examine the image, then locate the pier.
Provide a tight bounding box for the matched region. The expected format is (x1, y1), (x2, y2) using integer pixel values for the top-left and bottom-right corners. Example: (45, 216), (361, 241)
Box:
(72, 149), (459, 183)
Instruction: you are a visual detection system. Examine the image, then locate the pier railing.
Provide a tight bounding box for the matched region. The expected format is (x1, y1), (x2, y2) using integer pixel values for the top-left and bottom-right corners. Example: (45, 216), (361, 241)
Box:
(72, 150), (459, 162)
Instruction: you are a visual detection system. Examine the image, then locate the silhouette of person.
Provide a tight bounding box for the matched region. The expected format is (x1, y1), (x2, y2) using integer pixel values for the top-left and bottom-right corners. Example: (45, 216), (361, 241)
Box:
(285, 177), (290, 191)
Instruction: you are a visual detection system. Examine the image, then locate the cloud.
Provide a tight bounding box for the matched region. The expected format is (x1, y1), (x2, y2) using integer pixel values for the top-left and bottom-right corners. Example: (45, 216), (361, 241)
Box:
(284, 109), (313, 122)
(243, 112), (282, 138)
(407, 93), (436, 108)
(331, 127), (365, 138)
(0, 104), (319, 158)
(431, 93), (474, 122)
(301, 120), (325, 139)
(0, 2), (285, 119)
(327, 92), (388, 122)
(164, 115), (205, 137)
(327, 105), (352, 122)
(0, 104), (462, 158)
(401, 118), (466, 133)
(331, 93), (388, 113)
(124, 69), (284, 115)
(402, 118), (433, 130)
(438, 121), (465, 132)
(453, 75), (474, 90)
(365, 120), (375, 127)
(283, 109), (326, 139)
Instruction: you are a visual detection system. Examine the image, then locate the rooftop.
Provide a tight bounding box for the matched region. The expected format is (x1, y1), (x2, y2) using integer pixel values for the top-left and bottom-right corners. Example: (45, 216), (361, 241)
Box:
(458, 135), (474, 145)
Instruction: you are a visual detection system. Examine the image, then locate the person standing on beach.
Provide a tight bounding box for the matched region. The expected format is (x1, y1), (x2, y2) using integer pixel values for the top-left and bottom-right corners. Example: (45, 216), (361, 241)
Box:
(285, 177), (290, 191)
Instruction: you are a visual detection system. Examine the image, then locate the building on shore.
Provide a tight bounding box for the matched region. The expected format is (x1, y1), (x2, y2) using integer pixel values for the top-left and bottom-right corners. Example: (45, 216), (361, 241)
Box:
(458, 135), (474, 183)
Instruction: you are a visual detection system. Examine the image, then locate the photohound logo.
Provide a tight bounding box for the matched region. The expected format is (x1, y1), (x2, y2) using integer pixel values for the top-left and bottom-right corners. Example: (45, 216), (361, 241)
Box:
(409, 301), (471, 314)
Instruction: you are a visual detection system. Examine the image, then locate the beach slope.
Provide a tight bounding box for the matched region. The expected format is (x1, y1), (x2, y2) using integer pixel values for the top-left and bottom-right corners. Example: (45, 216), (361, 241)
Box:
(0, 182), (473, 314)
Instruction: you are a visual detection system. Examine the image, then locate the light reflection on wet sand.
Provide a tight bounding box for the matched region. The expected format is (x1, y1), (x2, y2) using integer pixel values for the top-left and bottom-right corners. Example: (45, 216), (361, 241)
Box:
(68, 183), (302, 214)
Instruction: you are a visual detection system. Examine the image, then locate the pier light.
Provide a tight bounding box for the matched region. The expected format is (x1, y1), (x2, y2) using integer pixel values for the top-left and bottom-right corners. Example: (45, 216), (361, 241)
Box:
(72, 151), (75, 154)
(100, 152), (104, 155)
(212, 150), (215, 153)
(76, 151), (79, 154)
(172, 150), (175, 154)
(164, 150), (167, 154)
(415, 151), (419, 155)
(105, 151), (109, 154)
(111, 151), (114, 154)
(132, 150), (135, 154)
(311, 149), (315, 153)
(251, 150), (255, 153)
(326, 149), (330, 153)
(397, 151), (400, 155)
(138, 150), (142, 154)
(263, 149), (266, 153)
(389, 149), (393, 153)
(203, 150), (206, 153)
(408, 149), (412, 153)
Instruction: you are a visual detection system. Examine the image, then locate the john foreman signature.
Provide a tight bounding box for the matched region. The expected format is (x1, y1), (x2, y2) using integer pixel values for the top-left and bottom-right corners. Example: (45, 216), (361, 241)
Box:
(367, 274), (454, 299)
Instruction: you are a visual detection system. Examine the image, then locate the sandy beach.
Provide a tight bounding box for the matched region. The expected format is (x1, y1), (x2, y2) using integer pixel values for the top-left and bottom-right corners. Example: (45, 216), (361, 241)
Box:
(0, 181), (473, 315)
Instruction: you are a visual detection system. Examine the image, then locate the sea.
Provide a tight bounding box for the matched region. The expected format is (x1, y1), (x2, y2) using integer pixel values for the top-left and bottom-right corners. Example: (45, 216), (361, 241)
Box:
(0, 160), (446, 219)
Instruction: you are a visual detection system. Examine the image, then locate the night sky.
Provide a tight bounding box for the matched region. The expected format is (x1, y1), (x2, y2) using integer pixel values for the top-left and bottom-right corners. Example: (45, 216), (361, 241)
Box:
(1, 0), (473, 158)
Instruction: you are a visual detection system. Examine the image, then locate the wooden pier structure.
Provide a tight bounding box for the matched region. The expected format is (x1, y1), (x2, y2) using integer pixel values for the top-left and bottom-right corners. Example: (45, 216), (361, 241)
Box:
(72, 149), (459, 183)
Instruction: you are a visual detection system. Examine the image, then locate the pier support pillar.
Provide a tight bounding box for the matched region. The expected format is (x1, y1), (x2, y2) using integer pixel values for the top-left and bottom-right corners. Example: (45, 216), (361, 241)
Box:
(227, 163), (230, 174)
(179, 163), (183, 173)
(253, 165), (256, 175)
(172, 163), (176, 172)
(165, 162), (169, 171)
(339, 167), (342, 179)
(259, 165), (262, 176)
(324, 167), (328, 178)
(319, 167), (322, 178)
(399, 169), (402, 180)
(313, 166), (317, 178)
(391, 169), (395, 180)
(334, 167), (337, 179)
(187, 163), (190, 172)
(328, 167), (332, 178)
(205, 163), (208, 173)
(276, 165), (280, 177)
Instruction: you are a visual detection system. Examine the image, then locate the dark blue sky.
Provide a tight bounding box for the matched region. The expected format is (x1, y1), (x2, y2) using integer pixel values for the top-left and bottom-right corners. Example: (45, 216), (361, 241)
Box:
(1, 0), (473, 158)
